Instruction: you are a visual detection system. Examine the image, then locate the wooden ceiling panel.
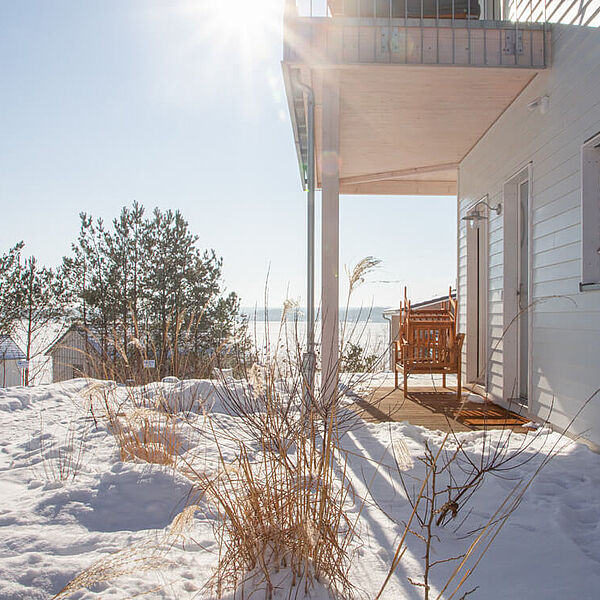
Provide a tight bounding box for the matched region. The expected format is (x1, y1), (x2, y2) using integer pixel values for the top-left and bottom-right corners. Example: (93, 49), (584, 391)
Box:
(313, 65), (537, 191)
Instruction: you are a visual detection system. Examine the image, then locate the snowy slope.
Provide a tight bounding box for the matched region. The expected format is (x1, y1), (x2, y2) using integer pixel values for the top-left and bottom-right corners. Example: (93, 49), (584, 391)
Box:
(1, 379), (599, 599)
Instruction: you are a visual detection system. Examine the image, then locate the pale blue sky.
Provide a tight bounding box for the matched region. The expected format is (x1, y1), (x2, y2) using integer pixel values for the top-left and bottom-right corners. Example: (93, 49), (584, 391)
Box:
(0, 0), (456, 309)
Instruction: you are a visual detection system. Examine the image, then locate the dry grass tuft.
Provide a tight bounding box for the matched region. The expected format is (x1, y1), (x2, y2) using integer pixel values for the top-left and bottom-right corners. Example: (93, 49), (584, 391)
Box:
(82, 380), (197, 468)
(52, 541), (170, 600)
(195, 413), (357, 600)
(107, 407), (182, 466)
(36, 415), (89, 482)
(345, 256), (381, 295)
(183, 346), (364, 600)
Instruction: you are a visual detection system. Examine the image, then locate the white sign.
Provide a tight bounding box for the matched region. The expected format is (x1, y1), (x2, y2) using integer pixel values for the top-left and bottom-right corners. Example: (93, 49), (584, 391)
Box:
(143, 359), (156, 369)
(17, 360), (29, 370)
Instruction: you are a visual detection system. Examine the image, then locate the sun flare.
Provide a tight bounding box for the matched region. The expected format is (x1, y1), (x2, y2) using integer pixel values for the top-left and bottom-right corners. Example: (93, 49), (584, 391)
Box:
(213, 0), (280, 31)
(209, 0), (282, 58)
(141, 0), (288, 107)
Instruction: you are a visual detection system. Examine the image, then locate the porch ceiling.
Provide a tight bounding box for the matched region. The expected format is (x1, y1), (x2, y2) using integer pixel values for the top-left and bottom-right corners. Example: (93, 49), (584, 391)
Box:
(302, 65), (538, 195)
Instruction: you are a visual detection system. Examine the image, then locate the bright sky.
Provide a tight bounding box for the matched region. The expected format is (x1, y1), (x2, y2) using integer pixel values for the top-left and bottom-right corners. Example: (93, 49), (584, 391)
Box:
(0, 0), (456, 309)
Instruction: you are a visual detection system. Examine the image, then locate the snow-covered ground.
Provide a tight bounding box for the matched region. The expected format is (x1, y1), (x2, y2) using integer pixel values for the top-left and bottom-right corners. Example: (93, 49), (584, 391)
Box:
(1, 379), (599, 599)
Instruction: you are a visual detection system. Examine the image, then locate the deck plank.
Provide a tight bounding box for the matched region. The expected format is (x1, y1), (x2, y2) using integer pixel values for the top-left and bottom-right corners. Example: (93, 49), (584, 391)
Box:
(353, 386), (529, 433)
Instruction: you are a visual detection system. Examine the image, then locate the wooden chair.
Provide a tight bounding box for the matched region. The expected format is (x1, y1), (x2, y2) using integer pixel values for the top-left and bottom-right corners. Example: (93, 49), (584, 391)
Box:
(394, 287), (465, 398)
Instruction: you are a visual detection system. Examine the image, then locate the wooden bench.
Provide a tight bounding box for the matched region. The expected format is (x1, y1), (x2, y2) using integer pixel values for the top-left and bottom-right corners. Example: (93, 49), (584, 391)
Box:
(394, 288), (465, 398)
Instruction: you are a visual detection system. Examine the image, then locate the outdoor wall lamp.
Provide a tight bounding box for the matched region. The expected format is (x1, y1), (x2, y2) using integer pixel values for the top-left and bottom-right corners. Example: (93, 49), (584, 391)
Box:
(462, 199), (502, 227)
(462, 213), (486, 223)
(528, 95), (550, 114)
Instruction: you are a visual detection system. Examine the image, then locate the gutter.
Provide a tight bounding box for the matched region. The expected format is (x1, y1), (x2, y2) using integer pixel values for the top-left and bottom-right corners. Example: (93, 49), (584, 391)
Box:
(294, 72), (317, 400)
(281, 64), (308, 189)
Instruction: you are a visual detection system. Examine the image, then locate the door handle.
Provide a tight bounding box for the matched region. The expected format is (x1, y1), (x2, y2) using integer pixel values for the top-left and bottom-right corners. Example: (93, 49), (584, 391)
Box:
(517, 283), (525, 310)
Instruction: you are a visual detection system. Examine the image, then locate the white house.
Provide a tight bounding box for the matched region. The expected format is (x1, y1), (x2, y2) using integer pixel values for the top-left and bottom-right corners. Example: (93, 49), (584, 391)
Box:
(457, 3), (600, 449)
(282, 0), (600, 448)
(0, 335), (26, 388)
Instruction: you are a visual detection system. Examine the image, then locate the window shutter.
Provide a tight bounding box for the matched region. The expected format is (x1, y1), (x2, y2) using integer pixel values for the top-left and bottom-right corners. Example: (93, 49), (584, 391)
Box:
(582, 134), (600, 288)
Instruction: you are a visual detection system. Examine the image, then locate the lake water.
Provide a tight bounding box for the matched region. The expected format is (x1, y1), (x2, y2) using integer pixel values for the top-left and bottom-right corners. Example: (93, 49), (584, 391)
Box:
(249, 320), (390, 357)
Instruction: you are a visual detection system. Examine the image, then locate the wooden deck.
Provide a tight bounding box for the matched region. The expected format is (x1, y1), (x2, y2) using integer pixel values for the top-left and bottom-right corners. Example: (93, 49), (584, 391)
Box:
(354, 386), (530, 433)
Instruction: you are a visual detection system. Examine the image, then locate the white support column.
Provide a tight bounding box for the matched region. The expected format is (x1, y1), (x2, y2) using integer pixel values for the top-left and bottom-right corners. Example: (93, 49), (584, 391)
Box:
(320, 72), (340, 405)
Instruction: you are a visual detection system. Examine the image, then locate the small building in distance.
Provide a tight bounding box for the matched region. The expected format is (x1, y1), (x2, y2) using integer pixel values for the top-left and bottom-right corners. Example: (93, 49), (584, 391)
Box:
(0, 335), (26, 388)
(45, 325), (101, 383)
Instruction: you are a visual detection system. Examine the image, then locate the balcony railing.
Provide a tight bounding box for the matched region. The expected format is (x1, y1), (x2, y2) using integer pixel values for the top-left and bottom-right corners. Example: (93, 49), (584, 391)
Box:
(284, 0), (549, 67)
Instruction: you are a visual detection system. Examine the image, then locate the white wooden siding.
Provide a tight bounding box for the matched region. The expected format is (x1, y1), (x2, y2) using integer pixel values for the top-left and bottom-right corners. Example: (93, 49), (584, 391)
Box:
(0, 360), (23, 387)
(458, 22), (600, 447)
(49, 330), (98, 383)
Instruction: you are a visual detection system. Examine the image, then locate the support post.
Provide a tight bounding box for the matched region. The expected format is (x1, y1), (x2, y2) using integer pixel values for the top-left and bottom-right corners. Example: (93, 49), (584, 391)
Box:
(320, 72), (340, 406)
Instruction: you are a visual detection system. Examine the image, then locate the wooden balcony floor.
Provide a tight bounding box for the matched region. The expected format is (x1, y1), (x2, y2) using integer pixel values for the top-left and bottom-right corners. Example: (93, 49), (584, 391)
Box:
(353, 386), (530, 433)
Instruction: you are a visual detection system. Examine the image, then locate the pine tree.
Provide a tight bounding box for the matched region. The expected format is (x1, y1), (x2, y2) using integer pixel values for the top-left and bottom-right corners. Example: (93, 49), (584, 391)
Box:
(140, 208), (232, 376)
(63, 213), (113, 359)
(104, 201), (146, 359)
(0, 243), (24, 335)
(15, 256), (68, 384)
(62, 203), (247, 380)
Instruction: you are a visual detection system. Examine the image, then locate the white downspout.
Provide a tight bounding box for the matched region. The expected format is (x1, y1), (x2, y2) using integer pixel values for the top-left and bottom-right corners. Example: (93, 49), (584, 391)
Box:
(294, 73), (316, 402)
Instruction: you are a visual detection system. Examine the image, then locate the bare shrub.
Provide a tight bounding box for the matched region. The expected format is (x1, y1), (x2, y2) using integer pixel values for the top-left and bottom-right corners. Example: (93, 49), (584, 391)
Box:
(376, 383), (600, 600)
(340, 341), (379, 373)
(179, 277), (390, 598)
(184, 261), (392, 598)
(185, 348), (361, 598)
(197, 418), (356, 599)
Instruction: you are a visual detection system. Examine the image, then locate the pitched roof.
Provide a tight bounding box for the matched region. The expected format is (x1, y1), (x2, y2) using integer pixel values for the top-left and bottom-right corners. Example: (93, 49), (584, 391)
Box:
(45, 325), (103, 356)
(382, 291), (457, 317)
(0, 335), (26, 361)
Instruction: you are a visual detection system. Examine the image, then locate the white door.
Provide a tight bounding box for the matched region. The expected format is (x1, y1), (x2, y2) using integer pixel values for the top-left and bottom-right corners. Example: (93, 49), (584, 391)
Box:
(503, 166), (531, 409)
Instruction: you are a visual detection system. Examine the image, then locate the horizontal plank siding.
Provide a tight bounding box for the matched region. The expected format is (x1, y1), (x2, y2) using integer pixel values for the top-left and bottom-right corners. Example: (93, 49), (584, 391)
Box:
(49, 330), (98, 383)
(458, 21), (600, 447)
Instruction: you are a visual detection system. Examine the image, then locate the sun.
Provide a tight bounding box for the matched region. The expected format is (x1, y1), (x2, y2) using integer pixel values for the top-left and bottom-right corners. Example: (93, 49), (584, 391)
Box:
(209, 0), (282, 58)
(146, 0), (286, 100)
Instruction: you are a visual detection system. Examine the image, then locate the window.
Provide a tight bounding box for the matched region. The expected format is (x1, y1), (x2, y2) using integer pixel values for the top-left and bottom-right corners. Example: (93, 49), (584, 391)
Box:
(581, 132), (600, 290)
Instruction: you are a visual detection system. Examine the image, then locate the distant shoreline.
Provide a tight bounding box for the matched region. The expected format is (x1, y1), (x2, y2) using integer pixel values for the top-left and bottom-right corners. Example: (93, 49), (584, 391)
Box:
(239, 307), (390, 324)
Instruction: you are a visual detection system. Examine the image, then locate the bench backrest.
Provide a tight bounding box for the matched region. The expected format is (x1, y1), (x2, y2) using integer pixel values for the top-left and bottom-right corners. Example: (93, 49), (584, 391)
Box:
(399, 287), (459, 367)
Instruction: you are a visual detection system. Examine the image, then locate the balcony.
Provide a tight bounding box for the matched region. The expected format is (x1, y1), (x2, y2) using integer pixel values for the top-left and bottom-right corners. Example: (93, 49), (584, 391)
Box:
(282, 0), (551, 194)
(284, 1), (548, 68)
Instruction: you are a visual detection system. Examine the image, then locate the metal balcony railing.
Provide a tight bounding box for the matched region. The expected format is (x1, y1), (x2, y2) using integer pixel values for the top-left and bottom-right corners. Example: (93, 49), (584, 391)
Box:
(284, 0), (549, 67)
(292, 0), (548, 21)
